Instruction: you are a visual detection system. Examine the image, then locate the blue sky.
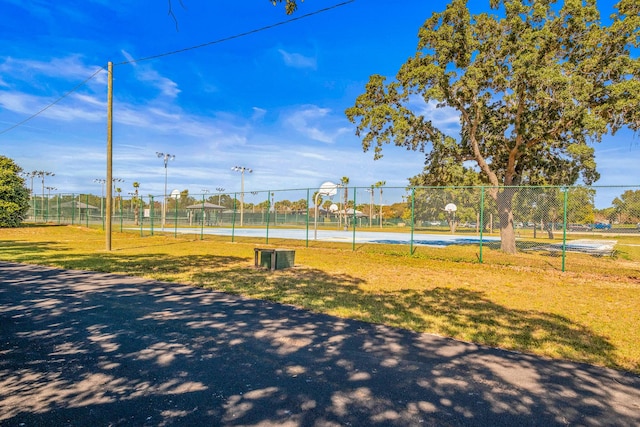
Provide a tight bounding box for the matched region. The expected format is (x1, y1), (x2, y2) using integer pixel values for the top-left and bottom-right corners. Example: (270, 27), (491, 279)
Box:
(0, 0), (637, 207)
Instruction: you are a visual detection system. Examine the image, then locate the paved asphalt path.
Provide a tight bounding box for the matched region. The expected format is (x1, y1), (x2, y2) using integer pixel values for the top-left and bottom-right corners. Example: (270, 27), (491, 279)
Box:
(1, 261), (639, 426)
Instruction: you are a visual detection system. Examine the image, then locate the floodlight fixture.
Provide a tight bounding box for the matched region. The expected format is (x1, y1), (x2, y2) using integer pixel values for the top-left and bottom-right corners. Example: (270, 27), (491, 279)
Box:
(157, 152), (176, 229)
(232, 166), (252, 226)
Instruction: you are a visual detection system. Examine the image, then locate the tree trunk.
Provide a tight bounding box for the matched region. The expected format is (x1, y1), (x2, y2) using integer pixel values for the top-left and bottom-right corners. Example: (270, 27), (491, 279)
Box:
(496, 189), (517, 254)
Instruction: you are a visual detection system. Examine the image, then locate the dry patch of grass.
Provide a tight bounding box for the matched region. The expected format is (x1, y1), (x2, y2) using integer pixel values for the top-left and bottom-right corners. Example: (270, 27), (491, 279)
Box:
(1, 224), (639, 374)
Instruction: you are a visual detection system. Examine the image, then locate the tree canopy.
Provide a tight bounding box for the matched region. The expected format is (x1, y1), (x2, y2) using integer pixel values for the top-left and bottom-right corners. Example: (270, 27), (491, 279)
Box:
(346, 0), (639, 253)
(0, 156), (30, 227)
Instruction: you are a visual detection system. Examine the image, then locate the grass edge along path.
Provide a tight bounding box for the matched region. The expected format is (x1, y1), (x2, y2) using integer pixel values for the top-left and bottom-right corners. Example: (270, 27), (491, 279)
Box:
(0, 224), (639, 374)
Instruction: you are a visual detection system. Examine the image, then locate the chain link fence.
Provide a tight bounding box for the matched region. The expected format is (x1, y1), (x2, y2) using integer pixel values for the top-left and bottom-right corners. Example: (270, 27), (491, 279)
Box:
(24, 186), (640, 271)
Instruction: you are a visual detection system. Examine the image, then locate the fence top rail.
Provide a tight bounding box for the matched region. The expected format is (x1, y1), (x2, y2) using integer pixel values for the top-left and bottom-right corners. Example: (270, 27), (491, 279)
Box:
(43, 184), (640, 200)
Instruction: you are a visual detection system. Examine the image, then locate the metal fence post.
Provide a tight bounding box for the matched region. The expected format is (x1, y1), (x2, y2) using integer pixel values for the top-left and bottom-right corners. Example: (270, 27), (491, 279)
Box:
(231, 193), (237, 242)
(410, 187), (415, 255)
(479, 186), (485, 264)
(174, 198), (178, 238)
(201, 194), (205, 240)
(562, 186), (568, 272)
(150, 196), (155, 236)
(266, 191), (271, 244)
(305, 188), (310, 247)
(352, 188), (357, 251)
(139, 197), (144, 237)
(101, 192), (105, 230)
(71, 193), (75, 225)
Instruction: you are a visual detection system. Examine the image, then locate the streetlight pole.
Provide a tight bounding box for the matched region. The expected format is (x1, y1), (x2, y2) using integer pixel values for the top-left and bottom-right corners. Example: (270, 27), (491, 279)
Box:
(112, 177), (124, 219)
(35, 171), (54, 221)
(45, 186), (56, 222)
(366, 186), (374, 227)
(27, 171), (37, 211)
(157, 152), (175, 230)
(94, 179), (106, 229)
(216, 187), (225, 206)
(20, 171), (38, 220)
(232, 166), (252, 227)
(375, 181), (386, 228)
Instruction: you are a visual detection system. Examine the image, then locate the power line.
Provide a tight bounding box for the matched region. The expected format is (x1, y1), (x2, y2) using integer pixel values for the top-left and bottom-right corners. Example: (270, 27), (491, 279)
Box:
(116, 1), (355, 65)
(0, 1), (355, 136)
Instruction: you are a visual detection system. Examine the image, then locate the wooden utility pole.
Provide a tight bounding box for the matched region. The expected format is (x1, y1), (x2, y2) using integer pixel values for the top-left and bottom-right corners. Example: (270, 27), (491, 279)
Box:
(106, 61), (113, 251)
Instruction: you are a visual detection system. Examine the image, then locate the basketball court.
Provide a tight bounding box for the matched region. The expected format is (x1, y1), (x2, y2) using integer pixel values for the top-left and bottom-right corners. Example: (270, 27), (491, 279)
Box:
(154, 227), (501, 248)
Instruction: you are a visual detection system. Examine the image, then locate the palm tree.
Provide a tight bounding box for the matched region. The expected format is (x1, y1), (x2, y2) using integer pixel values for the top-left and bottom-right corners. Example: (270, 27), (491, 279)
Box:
(115, 187), (122, 214)
(340, 176), (349, 229)
(374, 180), (386, 228)
(132, 181), (140, 225)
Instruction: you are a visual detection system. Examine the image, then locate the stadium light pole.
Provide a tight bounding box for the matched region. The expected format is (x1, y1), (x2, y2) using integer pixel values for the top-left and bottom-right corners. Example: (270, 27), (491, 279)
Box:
(19, 172), (36, 220)
(24, 170), (37, 203)
(375, 181), (386, 228)
(366, 186), (374, 227)
(35, 171), (54, 221)
(216, 187), (225, 206)
(112, 178), (124, 217)
(157, 152), (175, 230)
(45, 186), (56, 222)
(94, 179), (107, 229)
(232, 166), (252, 227)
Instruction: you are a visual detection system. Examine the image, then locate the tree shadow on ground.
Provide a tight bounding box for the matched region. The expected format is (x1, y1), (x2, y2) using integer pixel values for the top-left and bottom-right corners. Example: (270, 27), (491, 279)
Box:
(0, 240), (62, 257)
(1, 262), (638, 427)
(192, 265), (619, 371)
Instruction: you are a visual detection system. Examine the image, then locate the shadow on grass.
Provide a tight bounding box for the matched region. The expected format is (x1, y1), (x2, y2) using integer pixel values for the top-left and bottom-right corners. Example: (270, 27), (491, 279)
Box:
(192, 265), (619, 371)
(0, 240), (62, 257)
(20, 252), (247, 278)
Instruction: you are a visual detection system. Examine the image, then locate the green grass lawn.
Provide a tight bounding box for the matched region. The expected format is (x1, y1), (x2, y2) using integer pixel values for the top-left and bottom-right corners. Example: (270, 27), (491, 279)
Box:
(1, 224), (639, 374)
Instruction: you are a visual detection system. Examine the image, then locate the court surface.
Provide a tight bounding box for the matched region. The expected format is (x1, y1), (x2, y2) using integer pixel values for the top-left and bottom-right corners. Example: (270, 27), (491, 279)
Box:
(148, 227), (501, 247)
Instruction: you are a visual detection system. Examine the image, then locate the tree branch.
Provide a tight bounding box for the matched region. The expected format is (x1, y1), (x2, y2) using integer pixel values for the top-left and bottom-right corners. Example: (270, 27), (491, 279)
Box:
(168, 0), (187, 32)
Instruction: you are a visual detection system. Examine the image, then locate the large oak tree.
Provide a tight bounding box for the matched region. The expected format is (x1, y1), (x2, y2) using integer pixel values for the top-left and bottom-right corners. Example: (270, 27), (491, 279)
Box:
(346, 0), (639, 253)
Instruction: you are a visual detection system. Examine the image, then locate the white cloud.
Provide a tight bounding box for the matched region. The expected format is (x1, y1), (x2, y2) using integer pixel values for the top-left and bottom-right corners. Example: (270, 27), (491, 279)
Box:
(410, 97), (460, 132)
(120, 50), (181, 98)
(115, 105), (215, 138)
(252, 107), (267, 121)
(0, 91), (104, 122)
(0, 92), (35, 114)
(298, 151), (331, 161)
(140, 69), (181, 98)
(284, 105), (350, 144)
(0, 56), (107, 86)
(120, 50), (136, 65)
(278, 49), (317, 70)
